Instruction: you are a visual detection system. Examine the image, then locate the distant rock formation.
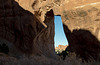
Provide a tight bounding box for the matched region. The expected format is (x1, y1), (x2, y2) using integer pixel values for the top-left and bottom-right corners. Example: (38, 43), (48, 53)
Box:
(55, 45), (68, 51)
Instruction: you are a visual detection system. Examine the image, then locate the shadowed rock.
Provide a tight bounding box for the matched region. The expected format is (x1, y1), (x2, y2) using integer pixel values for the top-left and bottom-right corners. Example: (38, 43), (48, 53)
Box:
(63, 25), (100, 61)
(0, 0), (56, 59)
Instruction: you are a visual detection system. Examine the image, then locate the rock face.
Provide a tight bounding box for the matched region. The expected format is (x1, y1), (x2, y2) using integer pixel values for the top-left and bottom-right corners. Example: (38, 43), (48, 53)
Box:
(0, 0), (100, 61)
(64, 26), (100, 61)
(0, 0), (55, 58)
(63, 4), (100, 61)
(14, 0), (100, 21)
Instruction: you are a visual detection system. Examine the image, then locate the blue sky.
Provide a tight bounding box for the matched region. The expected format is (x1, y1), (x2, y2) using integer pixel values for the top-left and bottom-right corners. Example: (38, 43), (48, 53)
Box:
(54, 16), (68, 47)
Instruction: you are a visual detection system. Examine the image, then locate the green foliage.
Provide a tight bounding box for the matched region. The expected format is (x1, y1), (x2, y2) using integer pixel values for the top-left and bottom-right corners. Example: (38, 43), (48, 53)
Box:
(55, 49), (63, 54)
(56, 49), (69, 60)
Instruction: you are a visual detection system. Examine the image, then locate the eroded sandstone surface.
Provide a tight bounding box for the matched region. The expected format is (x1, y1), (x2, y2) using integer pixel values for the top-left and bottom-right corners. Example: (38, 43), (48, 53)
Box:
(63, 3), (100, 61)
(0, 0), (100, 61)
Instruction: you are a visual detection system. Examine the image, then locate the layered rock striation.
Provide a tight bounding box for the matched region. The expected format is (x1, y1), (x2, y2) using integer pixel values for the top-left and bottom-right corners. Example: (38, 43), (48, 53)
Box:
(0, 0), (55, 58)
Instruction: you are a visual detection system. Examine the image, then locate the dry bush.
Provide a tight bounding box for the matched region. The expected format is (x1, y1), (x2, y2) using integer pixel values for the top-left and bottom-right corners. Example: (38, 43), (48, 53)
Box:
(0, 53), (100, 65)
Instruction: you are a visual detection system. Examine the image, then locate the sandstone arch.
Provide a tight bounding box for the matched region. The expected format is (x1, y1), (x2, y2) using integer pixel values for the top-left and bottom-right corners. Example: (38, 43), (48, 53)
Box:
(0, 0), (100, 61)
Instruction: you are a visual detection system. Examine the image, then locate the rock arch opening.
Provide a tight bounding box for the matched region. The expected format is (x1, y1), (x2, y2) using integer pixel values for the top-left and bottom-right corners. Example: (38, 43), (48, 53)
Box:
(54, 16), (68, 52)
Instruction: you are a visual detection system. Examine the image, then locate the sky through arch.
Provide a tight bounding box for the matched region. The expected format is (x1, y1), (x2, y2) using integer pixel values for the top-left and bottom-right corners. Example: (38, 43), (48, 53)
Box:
(54, 16), (68, 47)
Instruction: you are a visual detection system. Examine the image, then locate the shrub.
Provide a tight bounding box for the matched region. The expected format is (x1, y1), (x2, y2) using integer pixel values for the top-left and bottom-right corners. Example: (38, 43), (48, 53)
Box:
(0, 43), (9, 54)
